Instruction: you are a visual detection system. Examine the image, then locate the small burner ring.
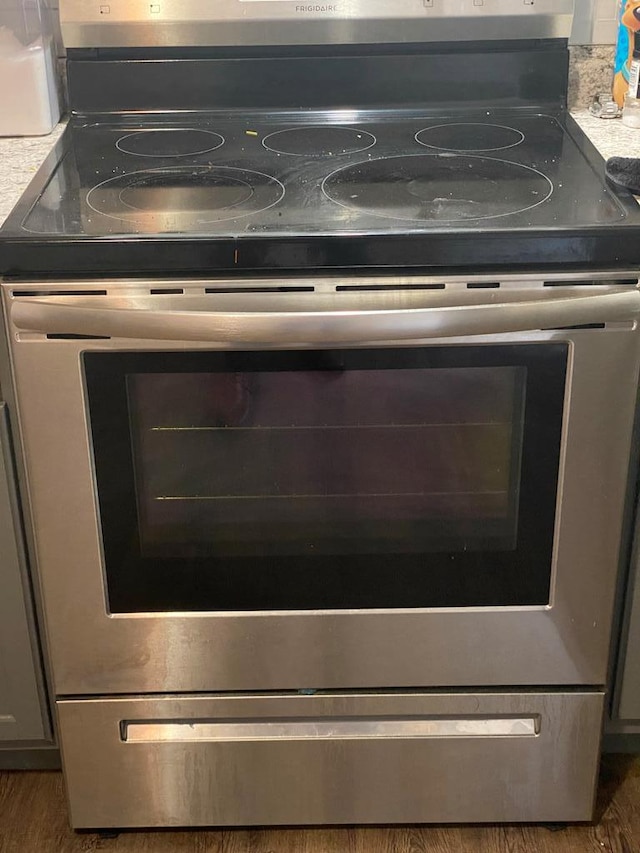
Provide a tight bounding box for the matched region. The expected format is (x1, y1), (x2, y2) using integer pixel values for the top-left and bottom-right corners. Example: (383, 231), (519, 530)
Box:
(262, 125), (377, 157)
(116, 128), (225, 158)
(415, 123), (525, 153)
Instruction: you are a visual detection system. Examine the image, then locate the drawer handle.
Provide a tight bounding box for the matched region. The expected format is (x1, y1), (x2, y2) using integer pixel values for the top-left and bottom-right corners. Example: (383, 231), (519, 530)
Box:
(123, 717), (539, 743)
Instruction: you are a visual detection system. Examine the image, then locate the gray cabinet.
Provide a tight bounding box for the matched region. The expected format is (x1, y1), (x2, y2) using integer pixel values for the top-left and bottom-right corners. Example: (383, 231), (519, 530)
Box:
(618, 546), (640, 722)
(0, 402), (49, 743)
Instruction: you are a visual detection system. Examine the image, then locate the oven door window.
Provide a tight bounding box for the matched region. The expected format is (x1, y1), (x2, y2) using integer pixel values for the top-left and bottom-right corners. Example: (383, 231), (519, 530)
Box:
(84, 345), (567, 613)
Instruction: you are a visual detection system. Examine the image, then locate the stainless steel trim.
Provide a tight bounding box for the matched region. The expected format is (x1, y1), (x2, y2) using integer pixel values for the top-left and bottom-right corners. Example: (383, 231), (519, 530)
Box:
(124, 717), (539, 742)
(11, 287), (640, 344)
(59, 0), (574, 49)
(0, 404), (50, 743)
(57, 691), (604, 827)
(9, 270), (638, 293)
(617, 524), (640, 719)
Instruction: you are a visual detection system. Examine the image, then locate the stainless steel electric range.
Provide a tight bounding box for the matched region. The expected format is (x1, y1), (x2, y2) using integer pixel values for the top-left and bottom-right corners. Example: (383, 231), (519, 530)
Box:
(2, 0), (640, 831)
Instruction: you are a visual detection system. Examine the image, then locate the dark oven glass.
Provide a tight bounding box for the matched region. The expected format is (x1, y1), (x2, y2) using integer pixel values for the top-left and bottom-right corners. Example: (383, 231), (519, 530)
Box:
(84, 345), (568, 613)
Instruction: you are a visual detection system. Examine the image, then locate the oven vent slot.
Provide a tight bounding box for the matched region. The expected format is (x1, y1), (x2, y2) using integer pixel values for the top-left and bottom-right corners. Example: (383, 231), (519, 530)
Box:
(543, 279), (639, 287)
(205, 286), (315, 294)
(467, 282), (500, 289)
(336, 284), (446, 292)
(542, 323), (607, 331)
(46, 334), (111, 340)
(12, 289), (108, 298)
(150, 288), (184, 295)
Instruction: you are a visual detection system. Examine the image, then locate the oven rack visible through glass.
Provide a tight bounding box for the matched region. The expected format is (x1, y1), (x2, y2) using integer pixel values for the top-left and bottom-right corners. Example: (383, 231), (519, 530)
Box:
(83, 344), (567, 613)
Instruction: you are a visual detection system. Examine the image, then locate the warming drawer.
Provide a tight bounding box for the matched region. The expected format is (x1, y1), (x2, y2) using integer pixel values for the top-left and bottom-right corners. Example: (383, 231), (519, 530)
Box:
(57, 690), (604, 828)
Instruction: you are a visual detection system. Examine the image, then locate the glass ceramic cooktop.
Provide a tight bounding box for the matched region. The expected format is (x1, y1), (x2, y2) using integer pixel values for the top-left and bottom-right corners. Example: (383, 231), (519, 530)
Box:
(20, 110), (626, 237)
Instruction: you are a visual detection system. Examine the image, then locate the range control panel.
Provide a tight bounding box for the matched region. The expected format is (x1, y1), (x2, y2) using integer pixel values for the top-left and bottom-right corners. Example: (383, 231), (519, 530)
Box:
(60, 0), (575, 48)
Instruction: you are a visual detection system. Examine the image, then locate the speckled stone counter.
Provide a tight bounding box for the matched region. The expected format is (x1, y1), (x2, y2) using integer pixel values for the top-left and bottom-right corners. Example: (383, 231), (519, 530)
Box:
(0, 123), (66, 229)
(572, 109), (640, 162)
(572, 110), (640, 202)
(0, 113), (639, 230)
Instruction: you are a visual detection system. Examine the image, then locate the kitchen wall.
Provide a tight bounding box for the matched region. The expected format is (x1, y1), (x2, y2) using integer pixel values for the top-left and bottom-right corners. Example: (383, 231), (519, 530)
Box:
(571, 0), (619, 44)
(570, 0), (619, 108)
(48, 1), (63, 55)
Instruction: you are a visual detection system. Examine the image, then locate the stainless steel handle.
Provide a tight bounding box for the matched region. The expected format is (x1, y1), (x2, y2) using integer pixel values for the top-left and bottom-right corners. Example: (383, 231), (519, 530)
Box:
(124, 717), (539, 743)
(11, 288), (640, 344)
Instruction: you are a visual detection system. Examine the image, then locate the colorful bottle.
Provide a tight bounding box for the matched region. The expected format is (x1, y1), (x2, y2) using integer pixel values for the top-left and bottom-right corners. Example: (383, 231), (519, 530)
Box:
(613, 2), (640, 108)
(628, 32), (640, 98)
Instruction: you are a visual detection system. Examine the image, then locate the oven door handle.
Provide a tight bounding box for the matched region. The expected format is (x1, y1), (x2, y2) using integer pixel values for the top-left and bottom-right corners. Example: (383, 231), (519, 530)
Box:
(10, 288), (640, 344)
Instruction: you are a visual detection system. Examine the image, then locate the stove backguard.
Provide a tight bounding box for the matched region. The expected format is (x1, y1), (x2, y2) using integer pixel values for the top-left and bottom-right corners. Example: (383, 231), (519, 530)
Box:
(65, 40), (571, 116)
(59, 0), (574, 50)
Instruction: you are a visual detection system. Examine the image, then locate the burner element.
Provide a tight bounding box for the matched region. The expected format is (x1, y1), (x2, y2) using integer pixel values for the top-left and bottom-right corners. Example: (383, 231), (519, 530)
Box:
(262, 125), (376, 157)
(322, 154), (553, 223)
(87, 166), (285, 231)
(119, 175), (254, 215)
(415, 123), (525, 153)
(116, 129), (225, 158)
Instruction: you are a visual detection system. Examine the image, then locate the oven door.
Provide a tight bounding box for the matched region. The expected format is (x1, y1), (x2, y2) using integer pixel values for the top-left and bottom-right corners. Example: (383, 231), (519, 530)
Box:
(5, 278), (640, 695)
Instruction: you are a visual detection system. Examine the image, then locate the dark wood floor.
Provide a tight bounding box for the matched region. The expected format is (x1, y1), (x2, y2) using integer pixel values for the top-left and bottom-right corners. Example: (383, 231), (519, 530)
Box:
(1, 755), (640, 852)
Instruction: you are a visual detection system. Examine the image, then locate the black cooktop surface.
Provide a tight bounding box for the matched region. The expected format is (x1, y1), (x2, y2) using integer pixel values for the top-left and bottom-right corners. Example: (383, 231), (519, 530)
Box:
(14, 109), (628, 237)
(2, 106), (639, 275)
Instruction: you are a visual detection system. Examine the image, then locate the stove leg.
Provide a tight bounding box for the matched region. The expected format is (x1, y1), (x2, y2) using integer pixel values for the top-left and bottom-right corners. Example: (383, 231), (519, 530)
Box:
(75, 829), (121, 840)
(543, 823), (568, 832)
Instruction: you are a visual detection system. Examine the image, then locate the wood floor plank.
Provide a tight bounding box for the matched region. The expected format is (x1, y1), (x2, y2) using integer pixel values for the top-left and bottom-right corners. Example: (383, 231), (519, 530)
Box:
(593, 758), (640, 853)
(1, 758), (640, 853)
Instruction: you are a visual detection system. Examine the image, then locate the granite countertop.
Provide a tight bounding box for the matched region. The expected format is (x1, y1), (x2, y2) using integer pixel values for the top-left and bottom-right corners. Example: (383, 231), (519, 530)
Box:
(0, 123), (67, 228)
(0, 112), (638, 230)
(571, 109), (640, 163)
